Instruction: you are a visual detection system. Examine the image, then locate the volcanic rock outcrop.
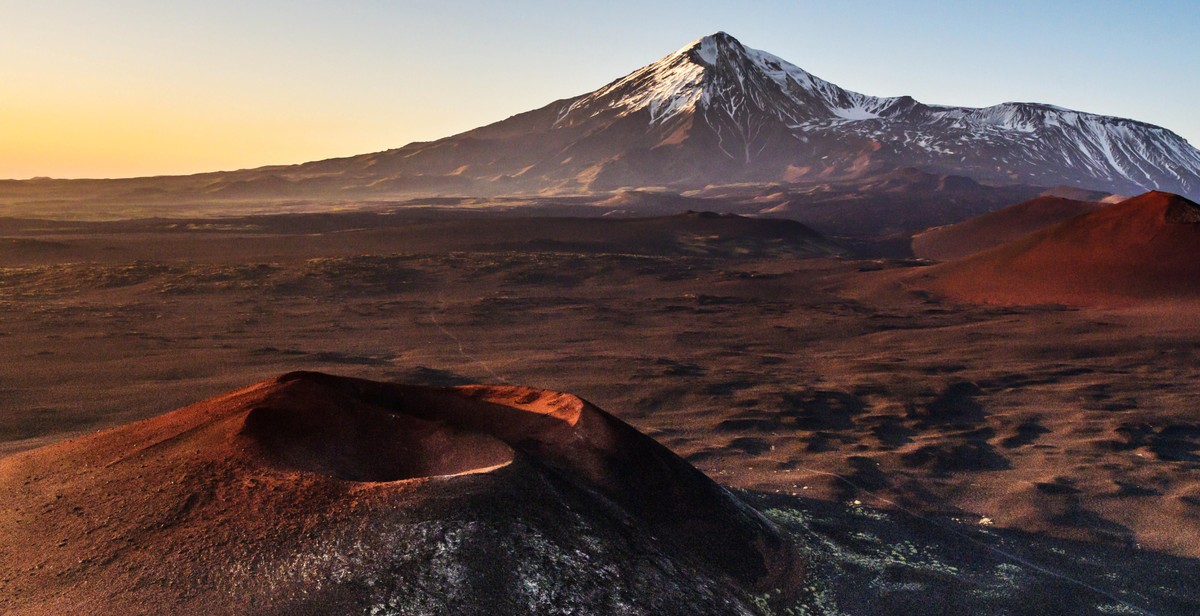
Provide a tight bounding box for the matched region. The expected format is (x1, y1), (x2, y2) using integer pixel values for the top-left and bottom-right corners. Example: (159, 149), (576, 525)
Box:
(0, 372), (802, 615)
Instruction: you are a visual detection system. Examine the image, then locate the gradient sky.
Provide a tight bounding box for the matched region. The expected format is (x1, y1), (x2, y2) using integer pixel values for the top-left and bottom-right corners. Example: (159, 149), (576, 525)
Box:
(3, 0), (1197, 179)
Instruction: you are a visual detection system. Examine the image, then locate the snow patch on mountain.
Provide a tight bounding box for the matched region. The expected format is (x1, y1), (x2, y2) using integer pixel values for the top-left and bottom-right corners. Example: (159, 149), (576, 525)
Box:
(549, 31), (1200, 197)
(831, 107), (881, 121)
(554, 40), (708, 126)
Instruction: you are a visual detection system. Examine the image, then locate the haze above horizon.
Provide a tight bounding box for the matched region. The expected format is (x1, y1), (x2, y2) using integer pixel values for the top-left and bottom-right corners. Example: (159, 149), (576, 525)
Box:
(3, 0), (1197, 180)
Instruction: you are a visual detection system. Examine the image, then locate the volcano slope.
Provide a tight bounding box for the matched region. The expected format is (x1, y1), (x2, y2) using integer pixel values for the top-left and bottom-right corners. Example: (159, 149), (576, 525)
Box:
(911, 195), (1104, 261)
(6, 375), (1198, 616)
(920, 191), (1200, 305)
(4, 32), (1199, 204)
(0, 372), (802, 615)
(4, 208), (1200, 613)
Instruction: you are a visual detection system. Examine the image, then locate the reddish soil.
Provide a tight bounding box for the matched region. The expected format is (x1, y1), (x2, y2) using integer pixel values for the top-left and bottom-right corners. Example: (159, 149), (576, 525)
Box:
(911, 195), (1103, 261)
(2, 208), (1198, 613)
(0, 372), (800, 614)
(919, 191), (1200, 305)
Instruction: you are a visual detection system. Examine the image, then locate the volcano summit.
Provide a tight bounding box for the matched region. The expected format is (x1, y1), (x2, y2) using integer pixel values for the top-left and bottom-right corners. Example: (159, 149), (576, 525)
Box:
(289, 32), (1200, 198)
(4, 32), (1198, 210)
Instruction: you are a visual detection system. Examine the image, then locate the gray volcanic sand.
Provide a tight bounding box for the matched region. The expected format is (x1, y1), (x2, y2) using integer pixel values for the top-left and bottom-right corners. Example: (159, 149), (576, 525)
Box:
(1, 213), (1198, 613)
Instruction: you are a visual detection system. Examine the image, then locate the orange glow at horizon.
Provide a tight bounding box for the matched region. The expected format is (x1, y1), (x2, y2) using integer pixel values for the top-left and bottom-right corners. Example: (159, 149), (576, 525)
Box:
(4, 1), (1196, 180)
(0, 94), (452, 180)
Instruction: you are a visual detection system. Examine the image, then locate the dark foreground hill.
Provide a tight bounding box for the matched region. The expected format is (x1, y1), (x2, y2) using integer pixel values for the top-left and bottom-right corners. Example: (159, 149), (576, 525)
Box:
(0, 372), (801, 615)
(3, 373), (1198, 615)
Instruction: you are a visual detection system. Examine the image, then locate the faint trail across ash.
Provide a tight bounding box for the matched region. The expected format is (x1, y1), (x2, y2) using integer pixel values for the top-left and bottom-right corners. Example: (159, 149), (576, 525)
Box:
(429, 290), (510, 384)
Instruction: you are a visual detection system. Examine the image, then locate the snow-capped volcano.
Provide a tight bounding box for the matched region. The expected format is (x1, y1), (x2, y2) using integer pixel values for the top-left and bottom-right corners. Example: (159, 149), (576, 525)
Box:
(532, 32), (1200, 196)
(10, 32), (1198, 205)
(555, 32), (906, 135)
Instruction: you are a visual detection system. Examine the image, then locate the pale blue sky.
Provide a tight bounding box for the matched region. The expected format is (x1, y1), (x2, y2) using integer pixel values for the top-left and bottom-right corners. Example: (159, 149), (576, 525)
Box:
(3, 0), (1197, 178)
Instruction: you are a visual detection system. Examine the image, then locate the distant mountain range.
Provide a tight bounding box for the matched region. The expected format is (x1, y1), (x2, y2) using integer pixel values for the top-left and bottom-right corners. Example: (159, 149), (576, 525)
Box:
(294, 31), (1200, 199)
(4, 32), (1199, 212)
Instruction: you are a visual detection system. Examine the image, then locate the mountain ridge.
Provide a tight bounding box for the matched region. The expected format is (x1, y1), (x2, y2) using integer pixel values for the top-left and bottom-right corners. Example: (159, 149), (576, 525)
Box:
(3, 32), (1198, 206)
(254, 32), (1200, 199)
